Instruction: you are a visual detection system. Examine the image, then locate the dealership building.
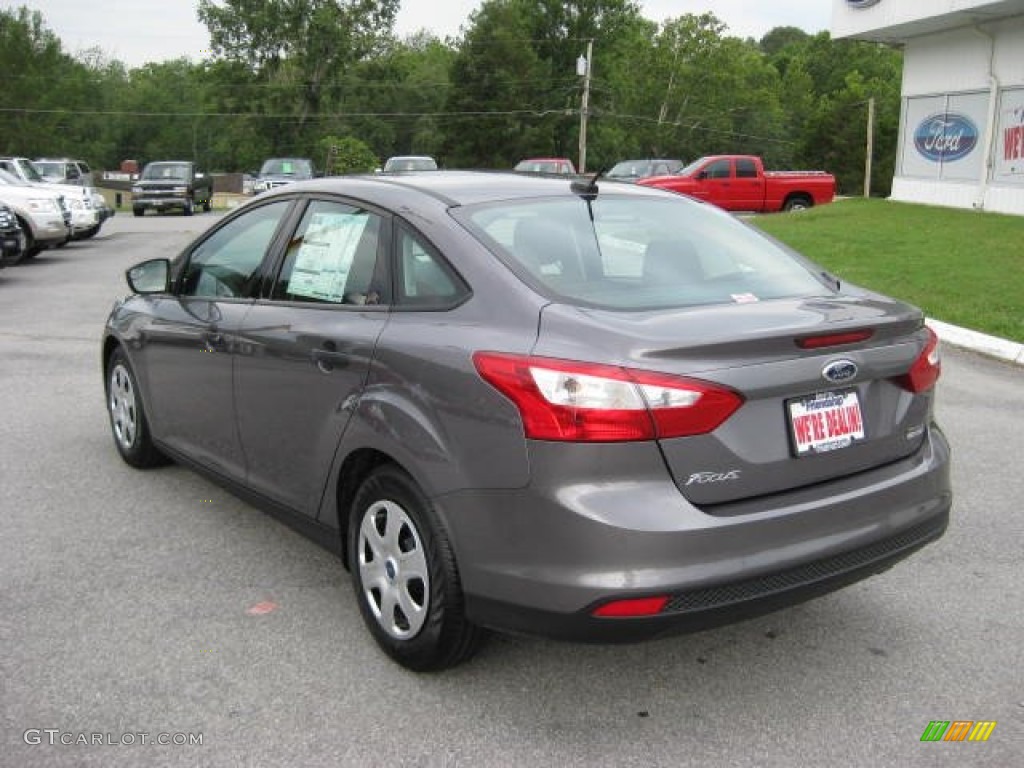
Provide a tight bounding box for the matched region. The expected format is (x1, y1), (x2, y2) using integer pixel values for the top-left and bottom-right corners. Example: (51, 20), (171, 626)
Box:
(832, 0), (1024, 215)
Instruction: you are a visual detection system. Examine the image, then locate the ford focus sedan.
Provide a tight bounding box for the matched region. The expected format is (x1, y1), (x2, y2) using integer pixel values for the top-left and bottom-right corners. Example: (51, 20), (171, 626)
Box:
(102, 172), (951, 671)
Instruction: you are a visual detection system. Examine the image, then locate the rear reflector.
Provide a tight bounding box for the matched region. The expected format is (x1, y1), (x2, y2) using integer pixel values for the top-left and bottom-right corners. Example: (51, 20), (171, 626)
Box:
(796, 329), (874, 349)
(897, 326), (941, 393)
(592, 596), (670, 618)
(472, 352), (743, 442)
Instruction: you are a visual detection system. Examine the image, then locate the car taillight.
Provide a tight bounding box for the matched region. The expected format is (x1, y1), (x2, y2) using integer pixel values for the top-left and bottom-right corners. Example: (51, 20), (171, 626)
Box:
(897, 326), (941, 393)
(796, 329), (874, 349)
(472, 352), (743, 442)
(592, 596), (670, 618)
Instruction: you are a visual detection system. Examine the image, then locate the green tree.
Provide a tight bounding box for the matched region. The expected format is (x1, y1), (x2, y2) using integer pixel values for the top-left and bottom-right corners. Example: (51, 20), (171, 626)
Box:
(342, 32), (455, 162)
(444, 1), (550, 167)
(0, 7), (119, 160)
(319, 135), (378, 173)
(198, 0), (400, 147)
(766, 32), (903, 194)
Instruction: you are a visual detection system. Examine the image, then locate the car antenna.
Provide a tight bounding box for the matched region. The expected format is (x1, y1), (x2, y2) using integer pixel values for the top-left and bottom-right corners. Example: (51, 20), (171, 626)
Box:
(571, 167), (606, 201)
(572, 167), (607, 220)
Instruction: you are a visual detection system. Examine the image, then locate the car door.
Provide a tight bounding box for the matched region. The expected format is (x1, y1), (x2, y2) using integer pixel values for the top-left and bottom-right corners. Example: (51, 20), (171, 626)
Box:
(232, 198), (391, 515)
(732, 157), (765, 210)
(137, 199), (293, 479)
(691, 158), (733, 207)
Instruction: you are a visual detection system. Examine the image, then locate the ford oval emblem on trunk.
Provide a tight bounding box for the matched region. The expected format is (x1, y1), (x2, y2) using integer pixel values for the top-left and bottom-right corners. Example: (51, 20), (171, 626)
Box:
(823, 360), (858, 384)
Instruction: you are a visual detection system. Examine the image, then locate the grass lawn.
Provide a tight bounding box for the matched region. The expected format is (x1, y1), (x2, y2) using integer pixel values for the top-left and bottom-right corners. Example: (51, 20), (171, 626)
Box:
(751, 198), (1024, 344)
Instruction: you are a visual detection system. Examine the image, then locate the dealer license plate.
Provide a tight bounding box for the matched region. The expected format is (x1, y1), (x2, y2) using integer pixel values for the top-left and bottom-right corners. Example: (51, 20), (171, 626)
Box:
(788, 389), (865, 456)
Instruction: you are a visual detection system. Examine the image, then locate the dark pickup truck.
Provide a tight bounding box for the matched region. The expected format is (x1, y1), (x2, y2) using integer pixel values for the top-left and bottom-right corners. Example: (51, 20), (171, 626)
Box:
(132, 161), (213, 217)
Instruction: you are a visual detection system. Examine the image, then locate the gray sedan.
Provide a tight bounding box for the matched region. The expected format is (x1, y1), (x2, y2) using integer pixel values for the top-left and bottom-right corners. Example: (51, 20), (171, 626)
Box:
(102, 172), (951, 671)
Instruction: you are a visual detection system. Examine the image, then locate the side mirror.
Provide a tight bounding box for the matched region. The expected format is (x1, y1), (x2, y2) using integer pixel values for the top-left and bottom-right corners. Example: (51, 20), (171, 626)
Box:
(696, 170), (708, 180)
(126, 258), (170, 294)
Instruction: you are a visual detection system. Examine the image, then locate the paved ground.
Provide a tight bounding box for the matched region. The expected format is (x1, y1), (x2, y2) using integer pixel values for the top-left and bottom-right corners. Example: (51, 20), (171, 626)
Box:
(0, 213), (1021, 767)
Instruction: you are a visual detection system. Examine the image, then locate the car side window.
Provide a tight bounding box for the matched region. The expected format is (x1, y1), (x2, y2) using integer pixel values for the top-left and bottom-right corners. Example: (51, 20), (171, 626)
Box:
(273, 200), (387, 306)
(736, 158), (758, 178)
(395, 225), (467, 307)
(180, 201), (290, 299)
(704, 159), (731, 179)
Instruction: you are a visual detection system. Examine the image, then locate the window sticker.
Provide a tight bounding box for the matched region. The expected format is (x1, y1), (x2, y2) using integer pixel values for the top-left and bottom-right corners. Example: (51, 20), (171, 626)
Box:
(288, 213), (369, 302)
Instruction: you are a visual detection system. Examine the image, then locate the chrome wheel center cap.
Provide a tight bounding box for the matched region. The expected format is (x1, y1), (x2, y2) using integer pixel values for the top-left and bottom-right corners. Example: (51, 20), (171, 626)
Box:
(385, 558), (398, 583)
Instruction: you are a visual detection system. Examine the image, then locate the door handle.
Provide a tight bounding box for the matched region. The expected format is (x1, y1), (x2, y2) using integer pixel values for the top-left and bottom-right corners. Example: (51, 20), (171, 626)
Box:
(312, 343), (350, 373)
(202, 331), (225, 352)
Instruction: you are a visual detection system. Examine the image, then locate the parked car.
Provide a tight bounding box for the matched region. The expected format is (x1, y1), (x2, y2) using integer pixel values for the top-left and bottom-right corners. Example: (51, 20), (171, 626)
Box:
(33, 157), (95, 187)
(253, 157), (315, 194)
(607, 158), (684, 182)
(0, 156), (101, 238)
(0, 202), (26, 267)
(639, 154), (836, 212)
(104, 172), (950, 671)
(514, 157), (577, 175)
(382, 155), (438, 172)
(132, 161), (213, 216)
(0, 169), (71, 257)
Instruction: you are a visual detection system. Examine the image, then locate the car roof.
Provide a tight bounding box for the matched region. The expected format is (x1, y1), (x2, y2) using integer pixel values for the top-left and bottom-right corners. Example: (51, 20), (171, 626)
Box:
(613, 158), (682, 163)
(256, 170), (677, 209)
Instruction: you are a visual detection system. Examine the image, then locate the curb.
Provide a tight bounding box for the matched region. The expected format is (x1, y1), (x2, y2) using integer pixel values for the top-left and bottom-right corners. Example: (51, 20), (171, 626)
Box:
(926, 318), (1024, 367)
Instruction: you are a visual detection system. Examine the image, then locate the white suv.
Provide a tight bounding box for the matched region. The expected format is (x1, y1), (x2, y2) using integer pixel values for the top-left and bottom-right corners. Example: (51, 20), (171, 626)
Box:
(0, 169), (70, 257)
(0, 157), (101, 239)
(34, 158), (95, 187)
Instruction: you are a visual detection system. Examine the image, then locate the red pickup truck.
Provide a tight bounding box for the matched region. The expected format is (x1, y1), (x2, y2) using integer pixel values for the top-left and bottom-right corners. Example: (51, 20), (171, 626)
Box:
(637, 155), (835, 212)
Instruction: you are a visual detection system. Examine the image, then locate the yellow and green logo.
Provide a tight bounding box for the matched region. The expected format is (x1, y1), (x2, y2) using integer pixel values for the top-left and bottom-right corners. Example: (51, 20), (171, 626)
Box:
(920, 721), (997, 742)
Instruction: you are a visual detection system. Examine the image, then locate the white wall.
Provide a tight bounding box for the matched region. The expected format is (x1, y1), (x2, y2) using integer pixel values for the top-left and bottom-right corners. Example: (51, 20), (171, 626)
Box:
(902, 16), (1024, 95)
(833, 0), (1024, 40)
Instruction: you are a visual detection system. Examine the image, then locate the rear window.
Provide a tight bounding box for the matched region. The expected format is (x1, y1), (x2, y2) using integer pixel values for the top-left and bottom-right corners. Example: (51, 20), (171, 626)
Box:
(457, 195), (831, 310)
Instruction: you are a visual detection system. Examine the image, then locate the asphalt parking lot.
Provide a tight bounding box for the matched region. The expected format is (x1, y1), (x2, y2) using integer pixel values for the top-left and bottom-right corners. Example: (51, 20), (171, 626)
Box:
(1, 211), (1021, 767)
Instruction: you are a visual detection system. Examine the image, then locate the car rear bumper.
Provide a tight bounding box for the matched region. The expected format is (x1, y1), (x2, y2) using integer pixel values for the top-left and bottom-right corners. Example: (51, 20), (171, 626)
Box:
(439, 425), (951, 642)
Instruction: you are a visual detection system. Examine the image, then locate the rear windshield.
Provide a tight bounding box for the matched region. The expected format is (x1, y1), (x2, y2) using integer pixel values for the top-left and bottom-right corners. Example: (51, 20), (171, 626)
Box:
(457, 195), (831, 310)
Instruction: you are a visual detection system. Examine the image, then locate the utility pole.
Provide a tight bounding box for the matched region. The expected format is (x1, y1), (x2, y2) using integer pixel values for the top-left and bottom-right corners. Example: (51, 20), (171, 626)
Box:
(864, 96), (875, 198)
(578, 39), (593, 174)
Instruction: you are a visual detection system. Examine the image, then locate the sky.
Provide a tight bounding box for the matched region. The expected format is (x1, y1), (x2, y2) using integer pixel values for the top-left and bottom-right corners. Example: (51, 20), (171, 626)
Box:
(10, 1), (834, 68)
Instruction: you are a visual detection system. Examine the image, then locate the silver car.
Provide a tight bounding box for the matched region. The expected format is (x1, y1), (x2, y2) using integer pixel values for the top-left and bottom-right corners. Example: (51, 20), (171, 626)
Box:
(103, 172), (951, 670)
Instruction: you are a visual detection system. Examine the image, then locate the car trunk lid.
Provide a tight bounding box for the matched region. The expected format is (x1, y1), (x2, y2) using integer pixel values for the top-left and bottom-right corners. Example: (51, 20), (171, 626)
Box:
(533, 296), (935, 506)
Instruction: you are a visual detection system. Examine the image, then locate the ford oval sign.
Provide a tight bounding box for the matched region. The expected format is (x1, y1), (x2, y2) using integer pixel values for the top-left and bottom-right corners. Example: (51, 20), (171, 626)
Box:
(914, 113), (979, 163)
(822, 360), (858, 385)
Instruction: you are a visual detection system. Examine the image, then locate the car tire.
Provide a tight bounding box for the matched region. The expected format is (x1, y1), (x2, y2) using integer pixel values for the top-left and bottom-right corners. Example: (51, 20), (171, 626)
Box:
(15, 218), (37, 260)
(106, 348), (167, 469)
(133, 207), (144, 217)
(783, 195), (813, 212)
(349, 465), (484, 671)
(183, 197), (194, 217)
